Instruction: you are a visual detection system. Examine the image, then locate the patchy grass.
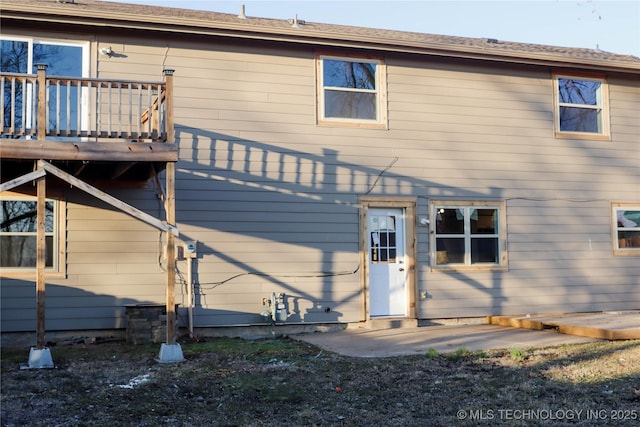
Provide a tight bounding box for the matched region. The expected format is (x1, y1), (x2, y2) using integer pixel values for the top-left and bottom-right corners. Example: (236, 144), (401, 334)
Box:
(1, 338), (639, 426)
(444, 347), (488, 361)
(446, 346), (472, 360)
(510, 348), (528, 362)
(425, 348), (439, 359)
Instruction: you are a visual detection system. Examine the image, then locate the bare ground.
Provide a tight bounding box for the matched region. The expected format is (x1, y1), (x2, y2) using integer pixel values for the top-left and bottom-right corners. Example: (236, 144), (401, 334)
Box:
(1, 337), (639, 426)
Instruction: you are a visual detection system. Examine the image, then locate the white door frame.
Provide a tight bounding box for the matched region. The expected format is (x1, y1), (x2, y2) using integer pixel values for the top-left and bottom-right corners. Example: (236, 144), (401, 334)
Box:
(360, 197), (416, 320)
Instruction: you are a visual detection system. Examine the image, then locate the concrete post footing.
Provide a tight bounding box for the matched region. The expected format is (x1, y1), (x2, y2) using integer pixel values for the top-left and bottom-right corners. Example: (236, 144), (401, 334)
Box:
(24, 347), (54, 369)
(157, 343), (185, 363)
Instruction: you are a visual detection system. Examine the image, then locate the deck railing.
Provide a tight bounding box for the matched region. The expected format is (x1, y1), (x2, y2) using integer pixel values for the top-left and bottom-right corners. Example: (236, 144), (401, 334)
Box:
(1, 65), (174, 142)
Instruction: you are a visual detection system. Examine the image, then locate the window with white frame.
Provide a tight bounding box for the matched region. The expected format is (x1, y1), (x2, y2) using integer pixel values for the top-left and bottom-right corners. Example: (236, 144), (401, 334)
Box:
(612, 204), (640, 255)
(553, 73), (609, 139)
(316, 53), (387, 127)
(432, 201), (507, 268)
(0, 197), (63, 273)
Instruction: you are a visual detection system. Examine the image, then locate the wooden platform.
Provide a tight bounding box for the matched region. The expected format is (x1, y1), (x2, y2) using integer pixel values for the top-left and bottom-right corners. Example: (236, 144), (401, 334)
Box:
(487, 311), (640, 340)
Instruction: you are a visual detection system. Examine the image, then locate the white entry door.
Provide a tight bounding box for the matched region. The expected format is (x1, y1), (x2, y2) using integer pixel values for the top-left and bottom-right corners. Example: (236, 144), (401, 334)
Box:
(368, 208), (407, 317)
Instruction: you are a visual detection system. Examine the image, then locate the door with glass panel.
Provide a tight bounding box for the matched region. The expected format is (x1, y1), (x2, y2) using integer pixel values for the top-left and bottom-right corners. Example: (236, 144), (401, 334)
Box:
(368, 208), (407, 317)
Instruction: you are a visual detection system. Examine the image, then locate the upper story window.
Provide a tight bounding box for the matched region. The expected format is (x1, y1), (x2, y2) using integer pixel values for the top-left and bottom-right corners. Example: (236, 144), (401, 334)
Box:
(316, 53), (387, 128)
(612, 204), (640, 256)
(431, 201), (507, 270)
(0, 195), (65, 275)
(553, 72), (610, 140)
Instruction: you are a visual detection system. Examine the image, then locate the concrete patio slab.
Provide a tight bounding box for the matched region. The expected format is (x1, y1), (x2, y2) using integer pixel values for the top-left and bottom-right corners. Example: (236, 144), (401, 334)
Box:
(296, 324), (600, 357)
(295, 312), (639, 358)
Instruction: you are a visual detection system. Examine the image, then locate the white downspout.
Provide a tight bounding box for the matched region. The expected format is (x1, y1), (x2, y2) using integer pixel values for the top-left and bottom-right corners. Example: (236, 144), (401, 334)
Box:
(187, 256), (194, 337)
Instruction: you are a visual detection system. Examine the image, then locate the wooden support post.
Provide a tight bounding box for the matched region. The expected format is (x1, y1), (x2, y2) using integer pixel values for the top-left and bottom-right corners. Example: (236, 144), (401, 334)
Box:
(36, 64), (47, 141)
(36, 164), (46, 349)
(158, 68), (183, 363)
(165, 161), (176, 344)
(163, 69), (177, 344)
(163, 69), (175, 143)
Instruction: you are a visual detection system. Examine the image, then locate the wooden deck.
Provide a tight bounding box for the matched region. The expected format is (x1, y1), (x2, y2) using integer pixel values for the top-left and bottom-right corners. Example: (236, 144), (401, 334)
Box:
(1, 68), (180, 351)
(1, 68), (177, 185)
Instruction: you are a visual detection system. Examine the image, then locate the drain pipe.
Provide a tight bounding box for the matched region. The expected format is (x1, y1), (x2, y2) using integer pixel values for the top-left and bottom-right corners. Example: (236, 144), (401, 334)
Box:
(187, 255), (194, 336)
(183, 241), (198, 337)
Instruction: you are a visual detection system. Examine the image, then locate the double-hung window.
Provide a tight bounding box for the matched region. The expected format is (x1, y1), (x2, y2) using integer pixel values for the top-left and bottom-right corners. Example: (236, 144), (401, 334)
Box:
(612, 204), (640, 255)
(553, 72), (609, 139)
(431, 201), (507, 269)
(316, 53), (387, 128)
(0, 196), (64, 275)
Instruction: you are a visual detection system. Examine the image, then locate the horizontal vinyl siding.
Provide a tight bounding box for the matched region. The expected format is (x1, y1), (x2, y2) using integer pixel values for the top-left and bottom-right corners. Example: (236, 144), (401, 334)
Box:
(166, 38), (351, 325)
(157, 40), (361, 327)
(65, 192), (166, 284)
(3, 34), (637, 333)
(96, 41), (640, 326)
(176, 48), (638, 323)
(1, 191), (171, 332)
(389, 62), (640, 318)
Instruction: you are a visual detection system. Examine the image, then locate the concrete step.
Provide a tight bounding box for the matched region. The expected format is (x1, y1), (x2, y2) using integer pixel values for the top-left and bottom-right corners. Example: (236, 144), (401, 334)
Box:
(362, 318), (418, 329)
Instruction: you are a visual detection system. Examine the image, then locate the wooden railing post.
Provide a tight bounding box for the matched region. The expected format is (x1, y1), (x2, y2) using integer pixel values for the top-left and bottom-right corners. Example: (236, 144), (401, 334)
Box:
(163, 69), (175, 143)
(35, 64), (48, 140)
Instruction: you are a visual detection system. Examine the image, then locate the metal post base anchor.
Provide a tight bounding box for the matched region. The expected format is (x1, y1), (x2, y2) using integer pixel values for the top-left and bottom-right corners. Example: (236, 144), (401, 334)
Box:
(157, 343), (185, 363)
(23, 347), (54, 369)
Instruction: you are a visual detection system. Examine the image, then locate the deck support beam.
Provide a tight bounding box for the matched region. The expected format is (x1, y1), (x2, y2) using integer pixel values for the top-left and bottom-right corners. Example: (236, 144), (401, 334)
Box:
(0, 170), (46, 192)
(38, 160), (178, 236)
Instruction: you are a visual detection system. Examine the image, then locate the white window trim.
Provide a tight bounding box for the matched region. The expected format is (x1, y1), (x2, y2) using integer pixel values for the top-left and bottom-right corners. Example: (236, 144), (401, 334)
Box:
(0, 192), (66, 278)
(612, 203), (640, 256)
(316, 52), (388, 129)
(552, 71), (610, 140)
(429, 200), (508, 271)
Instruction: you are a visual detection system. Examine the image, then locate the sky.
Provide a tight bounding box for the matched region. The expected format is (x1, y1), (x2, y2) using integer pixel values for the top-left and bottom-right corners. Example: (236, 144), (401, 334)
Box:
(107, 0), (640, 57)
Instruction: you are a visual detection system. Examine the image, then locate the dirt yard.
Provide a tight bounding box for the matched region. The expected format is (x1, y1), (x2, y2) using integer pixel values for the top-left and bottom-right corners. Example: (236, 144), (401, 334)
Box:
(1, 337), (639, 426)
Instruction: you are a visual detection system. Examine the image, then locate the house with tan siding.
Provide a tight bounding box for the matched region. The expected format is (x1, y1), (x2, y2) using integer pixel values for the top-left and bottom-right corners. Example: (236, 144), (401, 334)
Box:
(1, 0), (639, 344)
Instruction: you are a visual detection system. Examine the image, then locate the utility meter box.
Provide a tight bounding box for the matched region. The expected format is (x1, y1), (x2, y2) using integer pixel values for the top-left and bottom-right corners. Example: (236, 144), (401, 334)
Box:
(184, 241), (198, 258)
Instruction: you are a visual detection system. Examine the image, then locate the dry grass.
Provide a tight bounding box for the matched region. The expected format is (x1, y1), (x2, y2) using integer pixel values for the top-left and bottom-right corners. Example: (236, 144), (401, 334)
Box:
(1, 337), (639, 426)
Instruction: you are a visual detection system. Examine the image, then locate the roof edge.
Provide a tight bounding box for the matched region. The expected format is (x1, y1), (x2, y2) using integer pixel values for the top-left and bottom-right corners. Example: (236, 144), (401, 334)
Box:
(2, 2), (639, 74)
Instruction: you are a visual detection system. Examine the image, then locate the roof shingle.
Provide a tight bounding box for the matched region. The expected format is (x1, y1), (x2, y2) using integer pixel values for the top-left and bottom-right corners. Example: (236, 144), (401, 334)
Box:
(2, 0), (639, 71)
